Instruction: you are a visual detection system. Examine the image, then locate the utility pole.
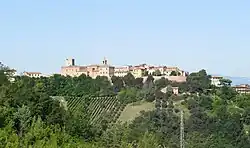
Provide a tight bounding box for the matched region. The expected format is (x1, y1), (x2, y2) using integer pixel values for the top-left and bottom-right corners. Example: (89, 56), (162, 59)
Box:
(180, 110), (185, 148)
(160, 99), (163, 133)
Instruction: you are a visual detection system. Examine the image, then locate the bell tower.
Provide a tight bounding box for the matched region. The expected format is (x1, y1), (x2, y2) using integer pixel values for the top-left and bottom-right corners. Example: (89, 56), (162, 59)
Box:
(102, 57), (108, 65)
(65, 58), (75, 66)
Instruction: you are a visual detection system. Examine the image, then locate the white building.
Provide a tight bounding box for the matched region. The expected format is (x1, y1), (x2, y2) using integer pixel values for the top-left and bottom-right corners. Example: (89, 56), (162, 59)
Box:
(23, 72), (43, 78)
(211, 76), (223, 87)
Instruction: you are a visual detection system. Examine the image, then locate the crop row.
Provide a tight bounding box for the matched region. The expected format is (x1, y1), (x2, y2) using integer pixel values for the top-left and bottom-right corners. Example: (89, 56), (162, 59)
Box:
(67, 96), (125, 124)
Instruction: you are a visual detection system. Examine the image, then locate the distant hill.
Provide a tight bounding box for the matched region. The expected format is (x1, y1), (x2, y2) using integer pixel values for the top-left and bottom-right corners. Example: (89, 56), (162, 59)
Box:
(224, 76), (250, 86)
(211, 74), (250, 86)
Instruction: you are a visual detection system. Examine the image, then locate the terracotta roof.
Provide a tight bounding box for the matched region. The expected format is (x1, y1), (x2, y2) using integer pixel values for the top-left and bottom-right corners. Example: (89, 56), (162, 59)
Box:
(24, 72), (42, 74)
(115, 66), (129, 69)
(61, 65), (80, 68)
(234, 84), (250, 88)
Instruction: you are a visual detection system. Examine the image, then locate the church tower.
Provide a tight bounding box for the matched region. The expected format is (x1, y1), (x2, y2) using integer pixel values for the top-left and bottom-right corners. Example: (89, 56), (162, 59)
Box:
(102, 57), (108, 65)
(65, 58), (75, 66)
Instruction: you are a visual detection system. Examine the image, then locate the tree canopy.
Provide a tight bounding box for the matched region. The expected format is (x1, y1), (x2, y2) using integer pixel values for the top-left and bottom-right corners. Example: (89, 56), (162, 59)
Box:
(0, 65), (250, 147)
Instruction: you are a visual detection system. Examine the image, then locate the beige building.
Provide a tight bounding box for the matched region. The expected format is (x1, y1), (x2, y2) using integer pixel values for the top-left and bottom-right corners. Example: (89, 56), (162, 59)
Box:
(233, 84), (250, 94)
(145, 66), (186, 76)
(61, 58), (187, 79)
(61, 65), (88, 77)
(163, 67), (186, 76)
(114, 66), (131, 77)
(131, 66), (146, 78)
(61, 58), (114, 78)
(114, 64), (187, 78)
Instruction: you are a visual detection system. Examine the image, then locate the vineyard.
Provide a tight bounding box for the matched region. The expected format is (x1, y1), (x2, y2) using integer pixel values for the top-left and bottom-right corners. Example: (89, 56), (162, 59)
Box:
(64, 95), (126, 124)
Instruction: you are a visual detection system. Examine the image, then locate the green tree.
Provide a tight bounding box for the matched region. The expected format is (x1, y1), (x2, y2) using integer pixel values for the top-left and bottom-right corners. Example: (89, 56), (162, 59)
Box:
(111, 76), (124, 92)
(13, 105), (32, 137)
(186, 69), (211, 93)
(137, 132), (160, 148)
(154, 77), (170, 90)
(135, 77), (143, 89)
(117, 88), (138, 104)
(220, 78), (232, 86)
(145, 75), (154, 84)
(154, 70), (162, 76)
(65, 108), (96, 141)
(170, 71), (177, 76)
(123, 73), (135, 87)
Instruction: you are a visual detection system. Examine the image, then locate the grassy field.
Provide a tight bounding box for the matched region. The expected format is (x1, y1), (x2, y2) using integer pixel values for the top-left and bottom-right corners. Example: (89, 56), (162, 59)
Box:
(118, 99), (191, 123)
(118, 100), (155, 123)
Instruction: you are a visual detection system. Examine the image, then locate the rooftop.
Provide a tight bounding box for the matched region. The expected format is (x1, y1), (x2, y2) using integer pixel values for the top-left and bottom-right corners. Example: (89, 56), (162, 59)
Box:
(24, 72), (42, 74)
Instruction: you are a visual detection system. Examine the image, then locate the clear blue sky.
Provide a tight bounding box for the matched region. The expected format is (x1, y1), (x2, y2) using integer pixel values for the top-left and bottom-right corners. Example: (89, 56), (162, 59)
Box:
(0, 0), (250, 76)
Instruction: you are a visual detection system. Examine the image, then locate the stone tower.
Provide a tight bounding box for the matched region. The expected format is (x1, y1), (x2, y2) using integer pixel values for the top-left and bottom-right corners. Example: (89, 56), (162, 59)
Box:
(65, 58), (75, 66)
(102, 57), (108, 65)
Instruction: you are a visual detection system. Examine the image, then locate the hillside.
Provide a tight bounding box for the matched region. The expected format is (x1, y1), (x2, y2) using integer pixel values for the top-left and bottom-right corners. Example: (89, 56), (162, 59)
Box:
(65, 96), (126, 124)
(118, 100), (155, 123)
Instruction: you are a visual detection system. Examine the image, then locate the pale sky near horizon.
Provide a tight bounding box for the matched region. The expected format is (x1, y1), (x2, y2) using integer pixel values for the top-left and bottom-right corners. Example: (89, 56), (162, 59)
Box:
(0, 0), (250, 77)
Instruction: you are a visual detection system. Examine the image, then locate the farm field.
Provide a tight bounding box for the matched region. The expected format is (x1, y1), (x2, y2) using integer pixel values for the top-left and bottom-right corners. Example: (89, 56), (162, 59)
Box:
(118, 100), (155, 123)
(65, 96), (126, 124)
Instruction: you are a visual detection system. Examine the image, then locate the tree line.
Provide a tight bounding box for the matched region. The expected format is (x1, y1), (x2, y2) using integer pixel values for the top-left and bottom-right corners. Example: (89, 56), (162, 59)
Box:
(0, 63), (250, 147)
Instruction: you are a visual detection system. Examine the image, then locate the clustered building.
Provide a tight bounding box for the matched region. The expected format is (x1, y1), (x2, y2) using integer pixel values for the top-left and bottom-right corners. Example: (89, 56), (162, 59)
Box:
(232, 84), (250, 94)
(61, 58), (115, 78)
(60, 58), (188, 80)
(115, 64), (187, 78)
(20, 58), (250, 95)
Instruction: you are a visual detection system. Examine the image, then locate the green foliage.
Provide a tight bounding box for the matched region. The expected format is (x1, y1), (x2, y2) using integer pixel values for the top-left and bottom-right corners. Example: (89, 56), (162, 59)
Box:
(66, 108), (97, 141)
(154, 77), (170, 90)
(145, 75), (154, 83)
(111, 76), (124, 91)
(123, 73), (136, 87)
(117, 88), (139, 104)
(170, 71), (179, 76)
(186, 69), (211, 93)
(13, 105), (32, 136)
(67, 96), (124, 125)
(142, 80), (156, 102)
(0, 117), (97, 147)
(220, 78), (232, 86)
(129, 80), (250, 147)
(153, 69), (162, 76)
(2, 65), (250, 147)
(17, 74), (115, 97)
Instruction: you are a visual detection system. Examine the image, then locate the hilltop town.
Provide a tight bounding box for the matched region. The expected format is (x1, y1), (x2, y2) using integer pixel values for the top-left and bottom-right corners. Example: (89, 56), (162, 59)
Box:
(24, 57), (187, 79)
(21, 57), (250, 94)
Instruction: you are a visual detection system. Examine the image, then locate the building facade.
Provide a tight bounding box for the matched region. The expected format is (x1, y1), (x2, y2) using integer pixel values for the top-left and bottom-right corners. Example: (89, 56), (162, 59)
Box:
(61, 58), (187, 80)
(114, 64), (187, 78)
(233, 84), (250, 94)
(23, 72), (43, 78)
(61, 58), (114, 78)
(114, 66), (131, 77)
(130, 66), (146, 78)
(211, 76), (223, 87)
